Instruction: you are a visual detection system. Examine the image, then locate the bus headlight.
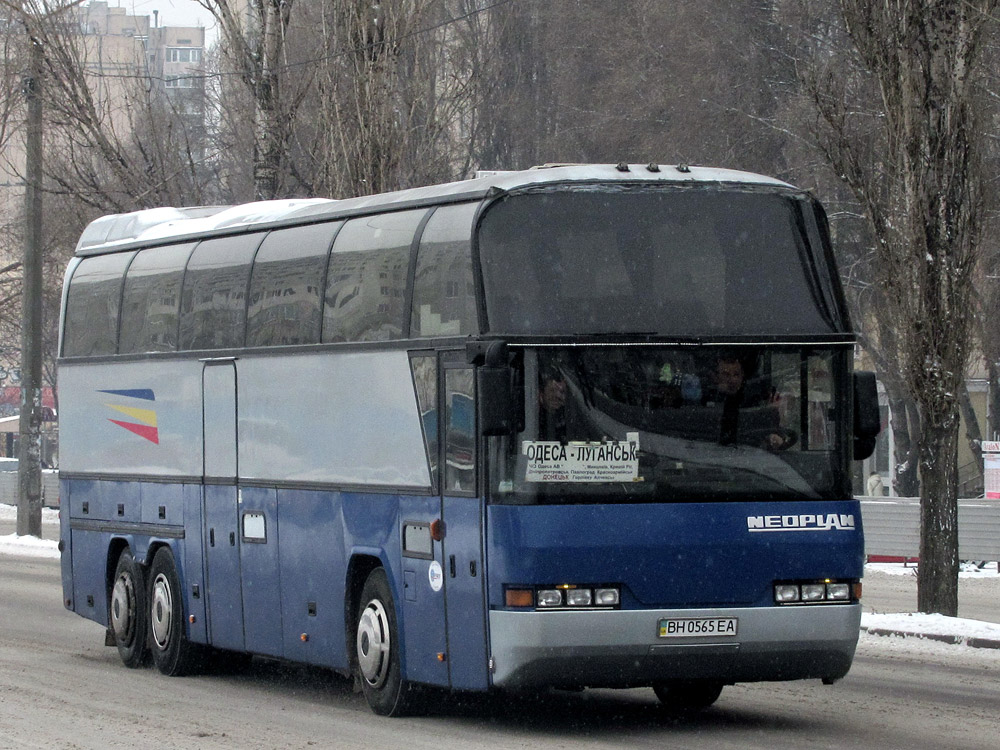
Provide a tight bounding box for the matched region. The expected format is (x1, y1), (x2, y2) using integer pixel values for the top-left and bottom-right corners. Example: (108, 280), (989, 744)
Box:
(594, 588), (620, 606)
(774, 584), (800, 603)
(537, 589), (563, 607)
(507, 585), (621, 609)
(826, 582), (851, 600)
(800, 583), (826, 601)
(774, 579), (857, 605)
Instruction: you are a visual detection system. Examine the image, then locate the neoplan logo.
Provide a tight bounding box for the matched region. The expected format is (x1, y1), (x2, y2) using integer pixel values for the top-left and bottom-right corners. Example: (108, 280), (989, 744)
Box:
(747, 514), (856, 532)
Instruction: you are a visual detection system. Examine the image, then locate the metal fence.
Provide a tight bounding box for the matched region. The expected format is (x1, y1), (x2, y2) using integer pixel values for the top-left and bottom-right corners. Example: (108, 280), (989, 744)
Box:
(1, 471), (995, 560)
(0, 470), (60, 508)
(861, 497), (1000, 561)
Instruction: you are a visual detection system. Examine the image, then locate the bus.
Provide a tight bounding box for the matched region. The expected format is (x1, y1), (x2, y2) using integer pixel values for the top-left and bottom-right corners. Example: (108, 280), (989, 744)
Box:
(58, 164), (880, 716)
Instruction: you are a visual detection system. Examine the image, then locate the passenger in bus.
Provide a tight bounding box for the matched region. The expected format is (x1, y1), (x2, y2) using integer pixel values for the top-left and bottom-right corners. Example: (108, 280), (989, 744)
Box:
(538, 367), (569, 441)
(705, 354), (794, 450)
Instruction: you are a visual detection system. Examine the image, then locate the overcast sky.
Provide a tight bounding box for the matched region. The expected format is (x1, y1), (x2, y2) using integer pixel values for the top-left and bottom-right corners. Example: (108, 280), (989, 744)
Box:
(122, 0), (218, 38)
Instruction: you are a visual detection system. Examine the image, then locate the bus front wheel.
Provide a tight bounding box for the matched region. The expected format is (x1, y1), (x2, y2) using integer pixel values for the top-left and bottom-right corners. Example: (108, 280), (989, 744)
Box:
(355, 568), (418, 716)
(148, 547), (202, 676)
(652, 681), (724, 712)
(109, 548), (149, 668)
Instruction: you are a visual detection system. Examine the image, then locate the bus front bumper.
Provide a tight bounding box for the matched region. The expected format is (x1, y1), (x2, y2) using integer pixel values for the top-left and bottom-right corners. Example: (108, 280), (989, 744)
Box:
(487, 603), (861, 689)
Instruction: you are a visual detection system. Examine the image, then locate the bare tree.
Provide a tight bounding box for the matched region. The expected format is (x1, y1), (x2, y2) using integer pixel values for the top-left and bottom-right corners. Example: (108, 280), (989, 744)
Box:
(199, 0), (306, 201)
(786, 0), (996, 614)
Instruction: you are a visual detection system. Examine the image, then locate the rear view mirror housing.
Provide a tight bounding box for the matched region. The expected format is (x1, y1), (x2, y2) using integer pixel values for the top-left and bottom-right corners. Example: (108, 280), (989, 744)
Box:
(853, 371), (880, 460)
(469, 340), (518, 436)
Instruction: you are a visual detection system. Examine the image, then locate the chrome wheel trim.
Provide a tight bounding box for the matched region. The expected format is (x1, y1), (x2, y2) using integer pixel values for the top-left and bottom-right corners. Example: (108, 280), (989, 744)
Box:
(150, 572), (173, 650)
(110, 573), (134, 641)
(356, 599), (391, 688)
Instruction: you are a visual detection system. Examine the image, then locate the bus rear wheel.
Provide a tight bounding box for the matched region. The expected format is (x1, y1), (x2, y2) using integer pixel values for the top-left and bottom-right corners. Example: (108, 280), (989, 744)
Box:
(109, 548), (149, 668)
(148, 547), (202, 676)
(652, 681), (724, 712)
(355, 568), (418, 716)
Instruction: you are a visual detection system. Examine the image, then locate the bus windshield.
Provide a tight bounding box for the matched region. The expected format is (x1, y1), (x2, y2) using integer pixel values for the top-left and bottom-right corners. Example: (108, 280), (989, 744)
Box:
(490, 346), (850, 504)
(478, 186), (845, 336)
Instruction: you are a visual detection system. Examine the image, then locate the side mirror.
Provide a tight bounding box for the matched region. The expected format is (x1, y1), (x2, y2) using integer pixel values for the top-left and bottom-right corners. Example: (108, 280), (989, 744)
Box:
(853, 371), (880, 460)
(472, 340), (518, 436)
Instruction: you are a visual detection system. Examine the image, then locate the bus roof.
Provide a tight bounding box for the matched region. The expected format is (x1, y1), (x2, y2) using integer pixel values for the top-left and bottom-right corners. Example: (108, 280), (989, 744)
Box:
(74, 164), (796, 257)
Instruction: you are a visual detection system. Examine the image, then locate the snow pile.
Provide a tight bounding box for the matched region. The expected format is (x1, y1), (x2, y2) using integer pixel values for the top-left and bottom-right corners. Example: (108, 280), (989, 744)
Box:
(866, 561), (999, 578)
(0, 533), (59, 559)
(0, 503), (59, 523)
(862, 612), (1000, 644)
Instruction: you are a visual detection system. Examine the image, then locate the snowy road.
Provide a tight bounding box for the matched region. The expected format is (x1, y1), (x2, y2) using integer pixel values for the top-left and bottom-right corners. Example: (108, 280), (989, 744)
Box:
(1, 553), (999, 750)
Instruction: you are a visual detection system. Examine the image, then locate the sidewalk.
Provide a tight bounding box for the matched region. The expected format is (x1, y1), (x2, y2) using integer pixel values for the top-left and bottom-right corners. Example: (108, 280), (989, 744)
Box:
(861, 562), (1000, 649)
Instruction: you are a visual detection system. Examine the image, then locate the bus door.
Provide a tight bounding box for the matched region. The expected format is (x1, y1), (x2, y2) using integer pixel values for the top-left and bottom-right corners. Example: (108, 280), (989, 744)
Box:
(440, 361), (489, 690)
(202, 359), (244, 652)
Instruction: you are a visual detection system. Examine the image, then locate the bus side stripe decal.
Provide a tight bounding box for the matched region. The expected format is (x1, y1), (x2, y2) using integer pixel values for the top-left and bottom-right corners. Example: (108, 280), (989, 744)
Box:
(108, 419), (160, 444)
(105, 404), (158, 426)
(97, 388), (155, 401)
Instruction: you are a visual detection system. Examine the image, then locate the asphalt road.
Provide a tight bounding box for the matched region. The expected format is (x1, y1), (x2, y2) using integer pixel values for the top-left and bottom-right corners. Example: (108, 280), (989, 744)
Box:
(1, 554), (999, 750)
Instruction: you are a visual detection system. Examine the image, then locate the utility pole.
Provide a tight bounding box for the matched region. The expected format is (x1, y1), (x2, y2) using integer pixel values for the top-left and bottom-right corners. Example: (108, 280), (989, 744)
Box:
(17, 36), (43, 538)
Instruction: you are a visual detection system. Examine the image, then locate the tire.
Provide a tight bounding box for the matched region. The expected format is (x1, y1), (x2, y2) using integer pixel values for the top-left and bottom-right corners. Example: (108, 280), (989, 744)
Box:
(109, 548), (150, 668)
(653, 681), (724, 712)
(148, 546), (202, 676)
(355, 568), (418, 716)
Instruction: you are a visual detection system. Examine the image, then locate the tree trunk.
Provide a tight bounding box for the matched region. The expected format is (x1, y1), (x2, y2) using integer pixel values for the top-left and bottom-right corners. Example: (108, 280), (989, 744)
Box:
(917, 416), (960, 615)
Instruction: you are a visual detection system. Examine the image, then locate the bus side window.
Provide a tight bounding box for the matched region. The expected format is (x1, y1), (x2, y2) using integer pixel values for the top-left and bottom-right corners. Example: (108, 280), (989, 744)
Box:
(444, 368), (475, 494)
(322, 211), (425, 343)
(410, 354), (439, 491)
(63, 252), (134, 357)
(119, 243), (194, 354)
(411, 203), (478, 337)
(246, 223), (339, 347)
(179, 233), (264, 351)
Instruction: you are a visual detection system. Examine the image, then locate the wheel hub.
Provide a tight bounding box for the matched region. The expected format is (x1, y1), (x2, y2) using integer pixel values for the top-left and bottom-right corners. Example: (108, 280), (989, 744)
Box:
(150, 572), (173, 650)
(110, 574), (134, 640)
(356, 599), (391, 688)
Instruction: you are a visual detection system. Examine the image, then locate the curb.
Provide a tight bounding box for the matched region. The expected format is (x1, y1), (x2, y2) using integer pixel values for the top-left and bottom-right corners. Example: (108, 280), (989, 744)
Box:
(862, 626), (1000, 650)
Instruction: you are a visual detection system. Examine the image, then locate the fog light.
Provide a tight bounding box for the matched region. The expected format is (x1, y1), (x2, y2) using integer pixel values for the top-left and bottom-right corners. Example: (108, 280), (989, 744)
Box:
(774, 584), (800, 603)
(566, 589), (592, 607)
(595, 588), (620, 606)
(826, 583), (850, 601)
(801, 583), (826, 601)
(537, 589), (563, 607)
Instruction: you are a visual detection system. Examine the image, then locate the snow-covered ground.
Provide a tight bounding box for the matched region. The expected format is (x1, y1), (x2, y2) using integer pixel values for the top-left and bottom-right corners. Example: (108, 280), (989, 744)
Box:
(0, 503), (59, 558)
(3, 503), (999, 655)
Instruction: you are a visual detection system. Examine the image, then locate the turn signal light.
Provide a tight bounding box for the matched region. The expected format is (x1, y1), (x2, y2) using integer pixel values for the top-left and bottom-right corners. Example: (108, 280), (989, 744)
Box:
(505, 588), (534, 607)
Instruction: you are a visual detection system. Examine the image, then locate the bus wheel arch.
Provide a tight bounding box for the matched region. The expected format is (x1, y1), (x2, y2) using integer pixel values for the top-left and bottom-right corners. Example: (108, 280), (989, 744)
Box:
(108, 543), (150, 668)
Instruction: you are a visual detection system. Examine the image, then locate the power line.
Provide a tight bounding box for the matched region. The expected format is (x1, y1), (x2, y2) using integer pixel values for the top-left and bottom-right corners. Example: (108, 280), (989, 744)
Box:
(46, 0), (522, 86)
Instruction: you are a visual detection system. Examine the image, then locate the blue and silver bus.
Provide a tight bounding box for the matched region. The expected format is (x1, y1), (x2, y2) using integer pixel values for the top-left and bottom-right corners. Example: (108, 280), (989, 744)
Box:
(58, 164), (880, 715)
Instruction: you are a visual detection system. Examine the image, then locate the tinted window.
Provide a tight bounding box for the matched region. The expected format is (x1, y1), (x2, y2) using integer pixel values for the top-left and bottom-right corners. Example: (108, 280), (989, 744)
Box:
(247, 223), (340, 347)
(411, 203), (478, 337)
(119, 243), (194, 353)
(63, 252), (134, 357)
(444, 367), (476, 493)
(411, 355), (439, 490)
(478, 188), (846, 336)
(322, 211), (424, 342)
(179, 233), (264, 350)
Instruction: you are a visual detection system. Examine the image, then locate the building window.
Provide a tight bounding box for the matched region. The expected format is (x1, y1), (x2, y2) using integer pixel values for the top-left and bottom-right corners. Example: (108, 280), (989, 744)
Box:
(167, 47), (202, 63)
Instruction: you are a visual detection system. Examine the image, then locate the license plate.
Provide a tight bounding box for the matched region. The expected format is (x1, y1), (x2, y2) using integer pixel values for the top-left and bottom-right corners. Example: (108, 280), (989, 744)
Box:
(658, 617), (739, 638)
